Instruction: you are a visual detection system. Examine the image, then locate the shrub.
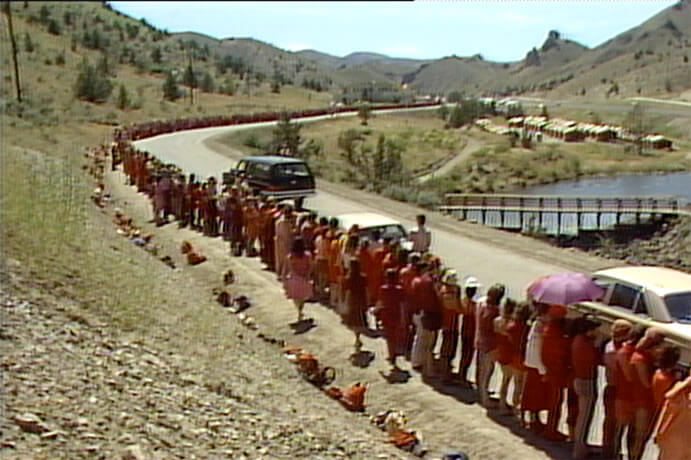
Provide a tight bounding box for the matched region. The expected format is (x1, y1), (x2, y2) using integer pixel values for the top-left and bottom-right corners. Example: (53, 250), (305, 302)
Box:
(74, 59), (113, 103)
(47, 19), (61, 35)
(242, 134), (264, 150)
(415, 191), (442, 209)
(55, 52), (65, 66)
(380, 184), (417, 203)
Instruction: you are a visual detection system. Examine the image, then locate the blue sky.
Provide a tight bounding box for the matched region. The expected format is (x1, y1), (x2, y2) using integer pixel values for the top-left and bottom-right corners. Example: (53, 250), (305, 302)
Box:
(110, 1), (678, 62)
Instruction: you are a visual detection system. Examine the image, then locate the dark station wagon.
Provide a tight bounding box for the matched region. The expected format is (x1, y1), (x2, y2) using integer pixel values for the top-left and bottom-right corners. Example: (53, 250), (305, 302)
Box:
(225, 156), (316, 209)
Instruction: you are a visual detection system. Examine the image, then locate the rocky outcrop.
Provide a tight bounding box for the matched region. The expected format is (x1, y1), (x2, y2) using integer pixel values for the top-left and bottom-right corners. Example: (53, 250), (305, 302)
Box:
(592, 216), (691, 272)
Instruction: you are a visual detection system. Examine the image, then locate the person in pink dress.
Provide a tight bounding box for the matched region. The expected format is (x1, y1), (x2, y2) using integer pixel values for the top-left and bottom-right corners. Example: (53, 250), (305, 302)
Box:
(274, 205), (296, 281)
(283, 237), (313, 322)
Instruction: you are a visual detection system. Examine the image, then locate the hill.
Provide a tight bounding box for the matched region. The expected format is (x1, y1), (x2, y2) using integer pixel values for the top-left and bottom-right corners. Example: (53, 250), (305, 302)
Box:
(164, 1), (691, 99)
(516, 1), (691, 98)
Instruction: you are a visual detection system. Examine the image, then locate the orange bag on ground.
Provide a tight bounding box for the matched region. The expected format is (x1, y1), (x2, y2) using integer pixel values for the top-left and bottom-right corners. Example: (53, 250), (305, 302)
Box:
(340, 383), (367, 412)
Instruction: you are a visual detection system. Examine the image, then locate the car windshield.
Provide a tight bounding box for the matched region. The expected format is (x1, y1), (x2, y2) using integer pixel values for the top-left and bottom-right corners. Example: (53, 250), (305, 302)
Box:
(275, 163), (310, 177)
(359, 224), (407, 242)
(665, 292), (691, 323)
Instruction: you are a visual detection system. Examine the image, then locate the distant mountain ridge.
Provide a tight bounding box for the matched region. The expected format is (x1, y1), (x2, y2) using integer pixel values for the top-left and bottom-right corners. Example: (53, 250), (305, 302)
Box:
(170, 1), (691, 97)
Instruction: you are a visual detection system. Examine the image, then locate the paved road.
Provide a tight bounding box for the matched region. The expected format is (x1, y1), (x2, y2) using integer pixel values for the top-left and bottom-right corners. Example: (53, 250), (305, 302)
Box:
(134, 115), (659, 459)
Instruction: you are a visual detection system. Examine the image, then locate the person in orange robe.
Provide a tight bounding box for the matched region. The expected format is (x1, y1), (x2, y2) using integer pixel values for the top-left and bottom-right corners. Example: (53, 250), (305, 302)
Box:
(375, 268), (405, 370)
(357, 239), (375, 305)
(342, 258), (369, 351)
(652, 374), (691, 460)
(313, 217), (331, 303)
(614, 326), (647, 460)
(398, 252), (421, 360)
(370, 237), (393, 306)
(540, 306), (571, 442)
(652, 346), (681, 413)
(628, 327), (665, 460)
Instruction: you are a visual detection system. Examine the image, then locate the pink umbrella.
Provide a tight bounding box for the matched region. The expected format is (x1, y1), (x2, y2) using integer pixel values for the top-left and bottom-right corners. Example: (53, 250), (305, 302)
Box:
(527, 272), (605, 306)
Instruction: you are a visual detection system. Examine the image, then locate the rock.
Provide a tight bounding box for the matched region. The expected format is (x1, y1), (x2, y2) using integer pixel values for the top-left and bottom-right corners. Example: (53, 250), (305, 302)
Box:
(40, 430), (63, 440)
(13, 413), (50, 434)
(121, 444), (148, 460)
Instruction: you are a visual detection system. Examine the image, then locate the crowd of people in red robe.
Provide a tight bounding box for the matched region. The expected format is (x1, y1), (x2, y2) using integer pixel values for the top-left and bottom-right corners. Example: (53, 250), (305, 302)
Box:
(113, 139), (690, 460)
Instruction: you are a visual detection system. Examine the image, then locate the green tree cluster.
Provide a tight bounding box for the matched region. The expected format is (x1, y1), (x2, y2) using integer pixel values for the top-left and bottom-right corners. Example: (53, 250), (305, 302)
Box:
(445, 100), (479, 128)
(338, 129), (408, 191)
(74, 58), (113, 103)
(216, 55), (247, 75)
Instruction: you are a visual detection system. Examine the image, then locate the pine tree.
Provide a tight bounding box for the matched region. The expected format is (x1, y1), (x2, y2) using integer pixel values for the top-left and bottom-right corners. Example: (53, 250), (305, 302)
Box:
(24, 32), (34, 53)
(200, 72), (214, 92)
(358, 103), (371, 126)
(116, 84), (130, 110)
(162, 71), (180, 101)
(269, 112), (301, 156)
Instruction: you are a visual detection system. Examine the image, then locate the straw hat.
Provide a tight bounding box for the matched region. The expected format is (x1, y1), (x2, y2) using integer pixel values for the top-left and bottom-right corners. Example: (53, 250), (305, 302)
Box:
(442, 269), (459, 285)
(611, 319), (633, 340)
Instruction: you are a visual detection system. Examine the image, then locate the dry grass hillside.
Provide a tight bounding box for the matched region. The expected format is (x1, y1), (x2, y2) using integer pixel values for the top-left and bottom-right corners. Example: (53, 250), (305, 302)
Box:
(1, 2), (333, 129)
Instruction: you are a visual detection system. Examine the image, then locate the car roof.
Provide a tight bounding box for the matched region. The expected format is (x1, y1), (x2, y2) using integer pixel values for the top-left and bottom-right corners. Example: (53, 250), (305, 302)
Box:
(242, 156), (307, 165)
(334, 212), (404, 230)
(594, 266), (691, 296)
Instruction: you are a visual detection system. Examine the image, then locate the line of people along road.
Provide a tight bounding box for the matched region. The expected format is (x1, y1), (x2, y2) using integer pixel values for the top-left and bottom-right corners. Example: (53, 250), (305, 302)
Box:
(114, 143), (690, 460)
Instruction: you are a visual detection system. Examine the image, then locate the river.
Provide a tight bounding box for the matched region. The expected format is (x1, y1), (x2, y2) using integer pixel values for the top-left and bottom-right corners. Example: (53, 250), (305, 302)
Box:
(520, 171), (691, 203)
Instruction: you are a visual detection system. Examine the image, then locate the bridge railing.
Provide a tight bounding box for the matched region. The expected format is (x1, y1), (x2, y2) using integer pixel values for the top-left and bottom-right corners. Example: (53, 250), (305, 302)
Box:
(440, 194), (681, 213)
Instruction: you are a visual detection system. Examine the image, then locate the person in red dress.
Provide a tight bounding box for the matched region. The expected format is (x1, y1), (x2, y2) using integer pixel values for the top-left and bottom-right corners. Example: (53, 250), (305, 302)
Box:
(570, 317), (602, 459)
(375, 268), (405, 370)
(284, 237), (314, 322)
(540, 305), (571, 441)
(342, 258), (369, 352)
(410, 263), (442, 378)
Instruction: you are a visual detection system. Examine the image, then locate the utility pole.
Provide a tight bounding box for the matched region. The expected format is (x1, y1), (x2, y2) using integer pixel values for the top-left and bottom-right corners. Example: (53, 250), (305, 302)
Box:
(3, 1), (22, 102)
(186, 46), (194, 106)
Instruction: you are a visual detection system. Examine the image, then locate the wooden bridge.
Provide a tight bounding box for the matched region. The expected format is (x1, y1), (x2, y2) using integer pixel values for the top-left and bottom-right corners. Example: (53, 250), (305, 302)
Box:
(439, 194), (689, 234)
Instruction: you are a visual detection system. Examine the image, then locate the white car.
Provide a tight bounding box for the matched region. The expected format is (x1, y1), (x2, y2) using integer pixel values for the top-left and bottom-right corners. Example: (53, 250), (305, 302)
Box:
(572, 266), (691, 365)
(334, 212), (413, 251)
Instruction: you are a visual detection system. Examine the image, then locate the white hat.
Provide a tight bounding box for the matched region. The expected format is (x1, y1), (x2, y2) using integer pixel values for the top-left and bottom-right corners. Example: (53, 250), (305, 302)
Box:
(463, 276), (481, 289)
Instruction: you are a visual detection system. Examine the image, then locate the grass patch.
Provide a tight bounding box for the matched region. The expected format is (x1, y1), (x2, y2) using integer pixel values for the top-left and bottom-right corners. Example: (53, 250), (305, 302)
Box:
(214, 112), (468, 182)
